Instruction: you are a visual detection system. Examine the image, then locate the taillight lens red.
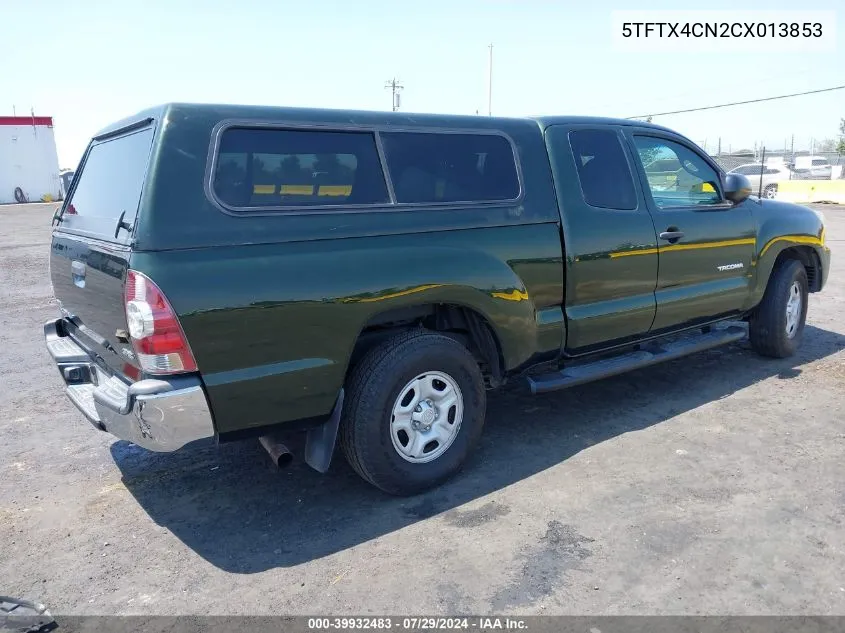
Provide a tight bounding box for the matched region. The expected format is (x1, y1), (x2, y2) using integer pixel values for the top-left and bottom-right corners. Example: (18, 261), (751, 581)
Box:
(124, 270), (197, 374)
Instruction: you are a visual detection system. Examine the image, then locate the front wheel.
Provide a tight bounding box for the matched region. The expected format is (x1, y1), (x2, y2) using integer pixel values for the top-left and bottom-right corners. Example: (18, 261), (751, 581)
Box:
(763, 184), (778, 199)
(749, 259), (809, 358)
(339, 330), (487, 495)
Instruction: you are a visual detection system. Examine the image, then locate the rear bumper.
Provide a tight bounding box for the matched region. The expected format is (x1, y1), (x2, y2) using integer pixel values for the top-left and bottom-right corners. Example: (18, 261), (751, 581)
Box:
(44, 318), (215, 452)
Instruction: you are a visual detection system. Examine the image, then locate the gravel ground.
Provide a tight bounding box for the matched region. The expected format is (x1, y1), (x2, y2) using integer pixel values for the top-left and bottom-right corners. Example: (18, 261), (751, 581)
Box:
(1, 202), (844, 616)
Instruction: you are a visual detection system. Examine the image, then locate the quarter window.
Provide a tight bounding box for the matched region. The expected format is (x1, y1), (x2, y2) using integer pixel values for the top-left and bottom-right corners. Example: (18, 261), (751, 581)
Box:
(633, 136), (722, 208)
(379, 132), (520, 204)
(568, 129), (637, 210)
(213, 128), (390, 209)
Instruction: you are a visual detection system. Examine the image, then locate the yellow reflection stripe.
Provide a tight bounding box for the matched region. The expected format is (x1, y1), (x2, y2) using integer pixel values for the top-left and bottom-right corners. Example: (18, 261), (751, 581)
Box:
(661, 237), (756, 253)
(253, 184), (275, 194)
(280, 185), (314, 195)
(610, 237), (756, 259)
(758, 235), (824, 259)
(609, 247), (659, 259)
(318, 185), (352, 197)
(341, 284), (444, 303)
(491, 289), (529, 302)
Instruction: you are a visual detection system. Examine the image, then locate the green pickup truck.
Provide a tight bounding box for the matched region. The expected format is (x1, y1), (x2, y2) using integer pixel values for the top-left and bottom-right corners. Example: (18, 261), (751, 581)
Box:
(45, 104), (830, 495)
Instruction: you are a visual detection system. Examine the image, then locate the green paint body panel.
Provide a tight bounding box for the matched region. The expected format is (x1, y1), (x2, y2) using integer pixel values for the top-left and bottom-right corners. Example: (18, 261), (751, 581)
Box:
(50, 103), (831, 437)
(746, 199), (830, 306)
(129, 225), (564, 432)
(544, 124), (659, 350)
(622, 126), (758, 332)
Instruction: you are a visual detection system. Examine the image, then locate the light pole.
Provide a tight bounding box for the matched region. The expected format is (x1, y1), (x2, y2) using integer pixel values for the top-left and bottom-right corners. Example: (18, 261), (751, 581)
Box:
(487, 44), (493, 116)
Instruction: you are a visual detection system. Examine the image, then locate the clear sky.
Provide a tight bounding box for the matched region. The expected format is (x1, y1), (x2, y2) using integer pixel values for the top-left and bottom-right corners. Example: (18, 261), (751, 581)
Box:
(1, 0), (842, 168)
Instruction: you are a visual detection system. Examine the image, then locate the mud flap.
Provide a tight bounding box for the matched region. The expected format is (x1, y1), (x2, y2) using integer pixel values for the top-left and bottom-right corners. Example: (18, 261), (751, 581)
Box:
(304, 389), (345, 473)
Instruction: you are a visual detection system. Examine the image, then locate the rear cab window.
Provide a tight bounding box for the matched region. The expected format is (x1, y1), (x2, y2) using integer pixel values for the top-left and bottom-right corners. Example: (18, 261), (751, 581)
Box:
(58, 127), (154, 242)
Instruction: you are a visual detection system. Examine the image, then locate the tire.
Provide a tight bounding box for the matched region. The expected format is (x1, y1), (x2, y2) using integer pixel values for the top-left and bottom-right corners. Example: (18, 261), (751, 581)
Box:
(340, 330), (486, 495)
(749, 259), (808, 358)
(763, 184), (777, 199)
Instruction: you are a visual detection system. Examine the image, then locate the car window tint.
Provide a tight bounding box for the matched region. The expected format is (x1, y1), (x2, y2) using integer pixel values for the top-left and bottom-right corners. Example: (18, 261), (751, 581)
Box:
(59, 128), (153, 240)
(379, 132), (519, 204)
(213, 128), (390, 209)
(633, 136), (722, 208)
(567, 129), (637, 210)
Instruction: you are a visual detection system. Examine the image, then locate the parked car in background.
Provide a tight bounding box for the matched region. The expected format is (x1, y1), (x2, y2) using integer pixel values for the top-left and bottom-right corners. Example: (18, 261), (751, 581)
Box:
(792, 156), (832, 180)
(59, 170), (75, 200)
(728, 163), (792, 199)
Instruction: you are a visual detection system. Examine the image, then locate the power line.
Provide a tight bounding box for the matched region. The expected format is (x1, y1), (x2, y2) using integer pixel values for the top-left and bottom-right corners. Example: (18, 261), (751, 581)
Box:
(628, 84), (845, 119)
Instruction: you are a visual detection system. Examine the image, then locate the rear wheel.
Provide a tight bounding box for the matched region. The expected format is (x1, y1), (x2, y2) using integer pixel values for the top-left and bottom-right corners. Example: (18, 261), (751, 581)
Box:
(763, 184), (777, 199)
(340, 330), (487, 495)
(749, 259), (808, 358)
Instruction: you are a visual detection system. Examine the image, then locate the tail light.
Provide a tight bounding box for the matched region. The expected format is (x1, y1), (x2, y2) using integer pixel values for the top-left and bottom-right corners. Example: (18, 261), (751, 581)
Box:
(124, 270), (197, 374)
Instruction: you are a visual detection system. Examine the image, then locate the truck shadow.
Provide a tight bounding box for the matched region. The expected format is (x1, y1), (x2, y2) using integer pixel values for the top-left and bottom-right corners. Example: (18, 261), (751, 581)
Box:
(111, 324), (845, 573)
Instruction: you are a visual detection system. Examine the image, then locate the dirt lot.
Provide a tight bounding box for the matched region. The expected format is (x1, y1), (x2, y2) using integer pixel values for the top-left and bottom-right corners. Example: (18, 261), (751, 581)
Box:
(1, 202), (844, 616)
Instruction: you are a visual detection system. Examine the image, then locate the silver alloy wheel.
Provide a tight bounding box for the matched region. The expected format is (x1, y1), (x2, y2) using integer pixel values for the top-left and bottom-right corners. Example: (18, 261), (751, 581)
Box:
(765, 186), (777, 199)
(390, 371), (464, 463)
(785, 281), (802, 338)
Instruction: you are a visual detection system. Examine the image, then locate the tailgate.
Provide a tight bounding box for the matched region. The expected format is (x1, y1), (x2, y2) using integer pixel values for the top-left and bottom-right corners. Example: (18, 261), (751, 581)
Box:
(50, 125), (155, 379)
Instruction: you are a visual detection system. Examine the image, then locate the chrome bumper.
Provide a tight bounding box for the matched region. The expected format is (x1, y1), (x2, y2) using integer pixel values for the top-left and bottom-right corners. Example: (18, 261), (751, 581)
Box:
(44, 318), (215, 452)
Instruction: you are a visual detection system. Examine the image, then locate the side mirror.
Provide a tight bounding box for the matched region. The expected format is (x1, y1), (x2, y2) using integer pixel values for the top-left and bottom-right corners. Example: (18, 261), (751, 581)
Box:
(723, 173), (752, 204)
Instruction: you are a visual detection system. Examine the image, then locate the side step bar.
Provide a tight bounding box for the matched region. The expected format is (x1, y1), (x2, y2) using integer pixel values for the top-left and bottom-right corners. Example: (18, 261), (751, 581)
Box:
(527, 326), (746, 395)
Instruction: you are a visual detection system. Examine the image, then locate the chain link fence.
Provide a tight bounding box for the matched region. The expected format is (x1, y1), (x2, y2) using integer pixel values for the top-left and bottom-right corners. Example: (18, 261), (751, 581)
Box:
(710, 150), (845, 180)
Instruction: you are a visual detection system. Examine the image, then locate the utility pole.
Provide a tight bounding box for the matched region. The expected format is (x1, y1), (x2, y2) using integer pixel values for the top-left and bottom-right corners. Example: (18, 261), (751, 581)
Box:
(384, 78), (404, 112)
(487, 43), (493, 116)
(717, 137), (721, 156)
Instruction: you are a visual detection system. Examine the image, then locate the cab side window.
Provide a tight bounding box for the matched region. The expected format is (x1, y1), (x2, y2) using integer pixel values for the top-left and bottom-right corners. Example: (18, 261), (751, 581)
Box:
(567, 129), (637, 210)
(633, 136), (722, 208)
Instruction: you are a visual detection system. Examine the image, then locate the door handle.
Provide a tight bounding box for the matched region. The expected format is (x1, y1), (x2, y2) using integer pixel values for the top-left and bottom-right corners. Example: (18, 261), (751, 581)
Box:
(659, 230), (685, 242)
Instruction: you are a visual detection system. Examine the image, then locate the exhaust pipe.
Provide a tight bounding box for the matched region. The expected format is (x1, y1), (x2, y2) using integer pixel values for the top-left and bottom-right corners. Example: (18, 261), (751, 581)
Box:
(259, 435), (294, 469)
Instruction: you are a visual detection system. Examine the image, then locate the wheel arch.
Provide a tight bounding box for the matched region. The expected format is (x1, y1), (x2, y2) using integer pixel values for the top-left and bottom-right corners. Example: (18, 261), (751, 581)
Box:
(348, 302), (508, 388)
(749, 233), (826, 310)
(771, 245), (823, 292)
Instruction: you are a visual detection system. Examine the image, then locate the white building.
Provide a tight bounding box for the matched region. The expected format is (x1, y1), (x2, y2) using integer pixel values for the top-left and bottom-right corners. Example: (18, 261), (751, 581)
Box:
(0, 115), (61, 204)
